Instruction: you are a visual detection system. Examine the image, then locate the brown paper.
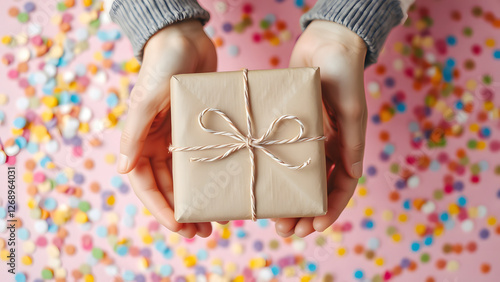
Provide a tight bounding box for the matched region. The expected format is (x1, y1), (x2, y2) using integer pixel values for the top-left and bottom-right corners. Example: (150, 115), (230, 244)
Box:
(170, 67), (327, 223)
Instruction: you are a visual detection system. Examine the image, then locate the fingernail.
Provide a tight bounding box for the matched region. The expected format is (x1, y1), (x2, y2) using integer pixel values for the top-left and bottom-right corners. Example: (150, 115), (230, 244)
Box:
(118, 154), (129, 173)
(313, 222), (326, 233)
(351, 161), (362, 178)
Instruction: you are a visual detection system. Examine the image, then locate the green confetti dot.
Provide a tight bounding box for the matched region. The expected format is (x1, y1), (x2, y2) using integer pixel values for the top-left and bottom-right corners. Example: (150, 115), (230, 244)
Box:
(421, 253), (430, 263)
(358, 176), (366, 185)
(423, 16), (433, 27)
(372, 274), (383, 282)
(467, 139), (477, 149)
(233, 23), (245, 33)
(433, 189), (444, 200)
(459, 156), (469, 166)
(471, 163), (481, 175)
(17, 12), (29, 23)
(89, 19), (101, 29)
(259, 20), (270, 30)
(315, 236), (326, 246)
(78, 201), (91, 212)
(483, 75), (492, 85)
(92, 247), (104, 259)
(463, 27), (473, 37)
(390, 163), (400, 174)
(57, 2), (67, 12)
(386, 226), (397, 236)
(41, 268), (53, 279)
(269, 239), (279, 250)
(494, 165), (500, 175)
(472, 6), (483, 17)
(79, 264), (91, 275)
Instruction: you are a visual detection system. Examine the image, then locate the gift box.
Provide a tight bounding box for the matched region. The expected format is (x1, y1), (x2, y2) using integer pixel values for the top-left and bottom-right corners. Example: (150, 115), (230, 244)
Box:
(169, 67), (327, 223)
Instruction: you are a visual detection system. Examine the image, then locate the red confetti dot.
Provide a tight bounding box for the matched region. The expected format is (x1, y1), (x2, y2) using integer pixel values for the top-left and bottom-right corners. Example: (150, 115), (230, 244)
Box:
(242, 3), (253, 14)
(471, 44), (482, 55)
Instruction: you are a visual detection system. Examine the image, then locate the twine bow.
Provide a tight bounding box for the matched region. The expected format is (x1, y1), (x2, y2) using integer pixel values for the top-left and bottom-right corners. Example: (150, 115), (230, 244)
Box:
(169, 69), (325, 221)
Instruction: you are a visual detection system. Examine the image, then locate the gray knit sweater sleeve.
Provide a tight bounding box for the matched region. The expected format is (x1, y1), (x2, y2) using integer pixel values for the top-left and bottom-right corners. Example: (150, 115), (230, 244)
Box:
(301, 0), (404, 67)
(109, 0), (210, 61)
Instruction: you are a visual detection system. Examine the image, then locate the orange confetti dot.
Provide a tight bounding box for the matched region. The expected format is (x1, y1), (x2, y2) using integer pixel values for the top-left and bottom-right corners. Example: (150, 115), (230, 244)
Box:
(27, 185), (37, 196)
(453, 244), (463, 254)
(436, 259), (446, 269)
(481, 263), (491, 273)
(275, 20), (287, 31)
(213, 37), (224, 47)
(18, 62), (29, 73)
(72, 269), (83, 280)
(466, 241), (477, 252)
(379, 130), (390, 141)
(389, 191), (400, 202)
(8, 7), (19, 17)
(375, 64), (386, 75)
(269, 56), (279, 67)
(65, 244), (76, 255)
(426, 277), (435, 282)
(354, 244), (364, 254)
(25, 86), (36, 97)
(408, 260), (417, 271)
(84, 159), (95, 170)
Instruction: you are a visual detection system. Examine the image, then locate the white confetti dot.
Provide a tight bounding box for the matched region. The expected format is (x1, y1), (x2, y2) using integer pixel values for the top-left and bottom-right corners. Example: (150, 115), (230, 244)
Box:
(461, 219), (473, 232)
(258, 268), (274, 281)
(88, 86), (103, 101)
(34, 219), (49, 234)
(5, 144), (20, 156)
(17, 47), (31, 62)
(214, 1), (227, 14)
(63, 71), (76, 83)
(477, 205), (487, 218)
(367, 82), (380, 94)
(0, 220), (6, 232)
(23, 241), (36, 254)
(27, 23), (43, 36)
(0, 151), (6, 165)
(292, 238), (306, 252)
(228, 45), (239, 57)
(16, 97), (30, 110)
(407, 175), (420, 188)
(421, 201), (435, 214)
(45, 139), (59, 154)
(78, 107), (93, 122)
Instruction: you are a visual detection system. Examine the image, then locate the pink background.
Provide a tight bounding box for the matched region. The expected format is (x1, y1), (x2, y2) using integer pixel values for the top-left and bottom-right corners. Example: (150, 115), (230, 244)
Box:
(1, 0), (500, 281)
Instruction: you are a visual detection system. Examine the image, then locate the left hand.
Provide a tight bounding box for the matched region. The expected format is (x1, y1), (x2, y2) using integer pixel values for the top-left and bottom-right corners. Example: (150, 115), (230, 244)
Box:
(274, 20), (368, 237)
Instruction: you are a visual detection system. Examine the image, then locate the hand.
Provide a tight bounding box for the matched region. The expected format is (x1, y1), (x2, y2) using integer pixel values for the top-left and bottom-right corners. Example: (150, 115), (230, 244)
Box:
(274, 20), (368, 237)
(117, 20), (218, 238)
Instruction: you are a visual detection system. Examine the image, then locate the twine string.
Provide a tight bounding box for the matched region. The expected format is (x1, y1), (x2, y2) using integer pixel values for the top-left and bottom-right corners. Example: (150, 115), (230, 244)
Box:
(170, 69), (325, 221)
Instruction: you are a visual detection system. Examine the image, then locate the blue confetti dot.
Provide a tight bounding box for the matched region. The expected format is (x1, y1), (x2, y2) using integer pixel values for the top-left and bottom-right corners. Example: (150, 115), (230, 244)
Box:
(295, 0), (305, 7)
(403, 199), (411, 210)
(446, 35), (457, 46)
(306, 262), (317, 272)
(122, 270), (135, 281)
(13, 117), (27, 129)
(353, 269), (364, 279)
(160, 265), (173, 277)
(96, 226), (108, 238)
(271, 265), (280, 275)
(423, 236), (433, 246)
(106, 93), (119, 108)
(440, 212), (449, 222)
(125, 204), (137, 216)
(228, 45), (239, 57)
(197, 249), (208, 260)
(396, 103), (406, 112)
(162, 247), (173, 259)
(384, 77), (395, 88)
(457, 196), (467, 207)
(445, 58), (456, 67)
(117, 245), (129, 256)
(409, 121), (419, 132)
(18, 228), (30, 240)
(257, 219), (269, 228)
(236, 228), (246, 238)
(493, 49), (500, 59)
(111, 176), (123, 188)
(15, 273), (27, 282)
(480, 127), (491, 138)
(0, 207), (6, 219)
(43, 197), (57, 211)
(411, 241), (420, 252)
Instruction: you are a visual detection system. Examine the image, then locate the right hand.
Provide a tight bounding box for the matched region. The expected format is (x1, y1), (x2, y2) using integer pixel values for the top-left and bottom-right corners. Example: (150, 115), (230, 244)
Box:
(117, 20), (218, 238)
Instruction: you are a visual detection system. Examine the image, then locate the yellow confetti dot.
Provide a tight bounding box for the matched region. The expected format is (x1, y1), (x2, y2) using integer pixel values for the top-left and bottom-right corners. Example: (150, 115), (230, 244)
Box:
(392, 233), (402, 242)
(415, 224), (426, 236)
(142, 207), (151, 216)
(105, 154), (116, 164)
(225, 262), (237, 274)
(485, 38), (495, 48)
(374, 257), (384, 266)
(283, 266), (295, 277)
(168, 233), (180, 245)
(106, 195), (115, 206)
(331, 231), (343, 243)
(138, 257), (149, 269)
(270, 37), (280, 46)
(124, 58), (141, 73)
(301, 275), (312, 282)
(1, 249), (11, 261)
(211, 258), (222, 266)
(477, 141), (486, 150)
(233, 275), (244, 282)
(41, 111), (54, 122)
(469, 123), (479, 132)
(11, 128), (24, 136)
(393, 42), (404, 53)
(249, 257), (266, 269)
(484, 101), (495, 111)
(337, 247), (346, 256)
(74, 211), (88, 224)
(364, 207), (374, 217)
(346, 198), (356, 208)
(42, 96), (58, 108)
(1, 36), (12, 45)
(79, 122), (90, 133)
(184, 255), (197, 267)
(0, 238), (5, 249)
(448, 203), (460, 215)
(21, 255), (33, 265)
(446, 260), (459, 272)
(487, 216), (497, 226)
(357, 186), (368, 197)
(466, 79), (477, 91)
(142, 234), (153, 245)
(84, 274), (94, 282)
(221, 228), (231, 239)
(398, 213), (408, 223)
(23, 172), (34, 184)
(434, 225), (444, 237)
(83, 0), (93, 7)
(176, 247), (188, 258)
(382, 210), (393, 221)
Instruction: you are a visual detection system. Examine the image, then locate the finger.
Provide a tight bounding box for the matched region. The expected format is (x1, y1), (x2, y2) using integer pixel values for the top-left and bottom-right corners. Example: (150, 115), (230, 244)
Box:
(118, 87), (158, 174)
(294, 217), (315, 238)
(178, 224), (197, 238)
(275, 218), (299, 236)
(128, 157), (182, 232)
(195, 222), (213, 238)
(277, 229), (295, 238)
(313, 161), (357, 232)
(217, 221), (229, 225)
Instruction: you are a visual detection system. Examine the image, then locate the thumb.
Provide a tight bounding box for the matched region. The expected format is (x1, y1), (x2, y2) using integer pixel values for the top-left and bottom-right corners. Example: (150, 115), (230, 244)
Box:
(117, 86), (158, 174)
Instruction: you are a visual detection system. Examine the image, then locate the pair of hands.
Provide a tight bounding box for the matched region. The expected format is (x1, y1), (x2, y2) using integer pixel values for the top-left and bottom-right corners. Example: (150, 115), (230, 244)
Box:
(117, 19), (367, 238)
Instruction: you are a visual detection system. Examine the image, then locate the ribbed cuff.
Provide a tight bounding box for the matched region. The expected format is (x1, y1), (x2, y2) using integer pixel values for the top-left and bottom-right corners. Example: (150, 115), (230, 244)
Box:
(110, 0), (210, 62)
(300, 0), (403, 67)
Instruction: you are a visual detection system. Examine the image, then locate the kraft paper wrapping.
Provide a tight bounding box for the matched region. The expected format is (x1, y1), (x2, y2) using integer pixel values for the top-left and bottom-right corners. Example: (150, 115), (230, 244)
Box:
(170, 67), (327, 223)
